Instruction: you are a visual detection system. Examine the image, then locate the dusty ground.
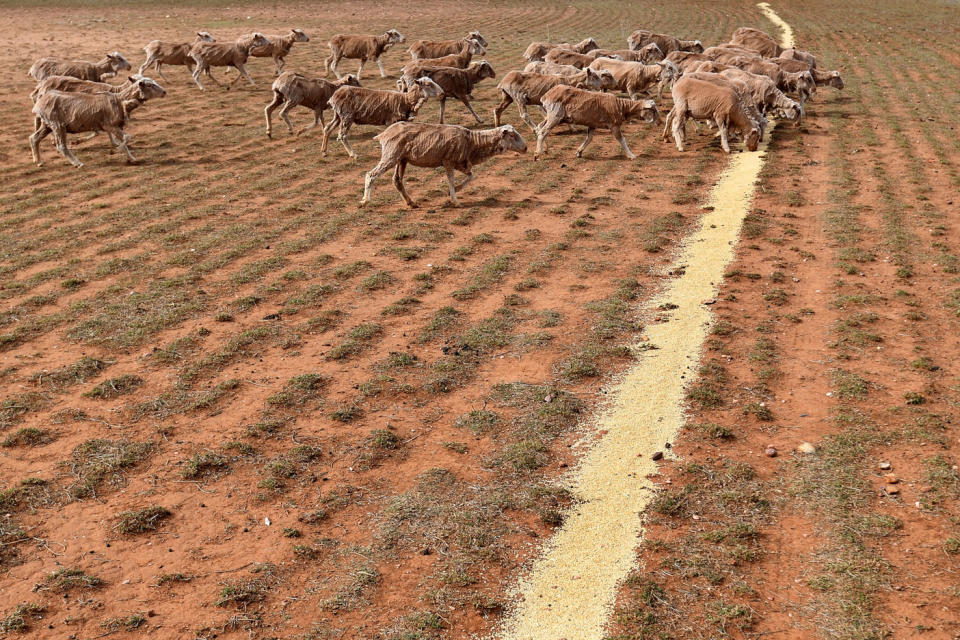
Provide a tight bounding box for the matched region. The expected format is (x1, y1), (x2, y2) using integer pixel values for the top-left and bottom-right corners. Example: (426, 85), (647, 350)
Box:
(0, 1), (958, 639)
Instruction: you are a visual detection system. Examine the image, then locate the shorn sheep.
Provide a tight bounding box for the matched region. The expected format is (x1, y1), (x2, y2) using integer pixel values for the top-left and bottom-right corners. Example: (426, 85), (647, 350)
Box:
(404, 38), (485, 71)
(680, 71), (769, 140)
(409, 31), (488, 59)
(189, 32), (271, 90)
(325, 30), (404, 80)
(587, 57), (678, 101)
(399, 60), (496, 124)
(250, 28), (310, 75)
(30, 77), (166, 168)
(544, 48), (621, 69)
(662, 74), (760, 153)
(30, 74), (140, 103)
(29, 52), (131, 82)
(729, 27), (782, 57)
(627, 30), (702, 54)
(535, 84), (659, 160)
(587, 44), (664, 64)
(522, 38), (599, 63)
(360, 121), (526, 208)
(139, 32), (215, 80)
(493, 68), (616, 131)
(522, 61), (584, 77)
(264, 72), (360, 138)
(321, 76), (444, 157)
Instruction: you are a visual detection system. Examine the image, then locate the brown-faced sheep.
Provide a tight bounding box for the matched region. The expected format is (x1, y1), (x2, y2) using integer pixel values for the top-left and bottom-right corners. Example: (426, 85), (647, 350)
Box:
(535, 84), (659, 159)
(522, 38), (600, 62)
(402, 38), (485, 72)
(325, 30), (405, 79)
(662, 74), (760, 153)
(30, 77), (166, 167)
(587, 57), (677, 100)
(725, 55), (816, 101)
(587, 44), (664, 63)
(778, 48), (817, 68)
(409, 31), (488, 59)
(250, 29), (310, 75)
(545, 48), (621, 69)
(715, 67), (802, 119)
(264, 72), (360, 138)
(771, 58), (843, 90)
(29, 52), (132, 82)
(679, 71), (769, 139)
(399, 60), (496, 124)
(730, 27), (782, 57)
(627, 30), (702, 54)
(140, 32), (214, 80)
(493, 68), (617, 131)
(189, 32), (271, 90)
(361, 121), (526, 207)
(320, 76), (444, 158)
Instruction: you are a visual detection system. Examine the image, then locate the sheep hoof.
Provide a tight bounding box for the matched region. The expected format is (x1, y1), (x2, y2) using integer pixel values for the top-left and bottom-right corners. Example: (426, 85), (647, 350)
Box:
(575, 151), (582, 158)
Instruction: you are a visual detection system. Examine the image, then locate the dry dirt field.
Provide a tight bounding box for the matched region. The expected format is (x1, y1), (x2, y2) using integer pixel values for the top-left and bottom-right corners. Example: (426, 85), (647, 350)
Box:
(1, 1), (959, 638)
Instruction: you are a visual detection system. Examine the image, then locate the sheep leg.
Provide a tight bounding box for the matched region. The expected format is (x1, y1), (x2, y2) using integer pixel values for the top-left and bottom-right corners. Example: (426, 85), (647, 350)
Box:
(376, 58), (387, 78)
(30, 124), (51, 166)
(111, 128), (137, 164)
(517, 103), (539, 133)
(337, 121), (357, 158)
(716, 119), (731, 153)
(52, 125), (82, 168)
(611, 125), (636, 159)
(264, 92), (284, 138)
(661, 107), (674, 142)
(575, 128), (594, 158)
(298, 109), (321, 137)
(534, 115), (561, 159)
(191, 65), (206, 90)
(233, 63), (255, 87)
(280, 102), (298, 135)
(672, 111), (687, 152)
(138, 57), (152, 76)
(320, 115), (338, 156)
(356, 59), (365, 80)
(274, 56), (284, 76)
(360, 155), (396, 205)
(445, 168), (461, 206)
(393, 161), (418, 208)
(156, 62), (169, 82)
(493, 91), (512, 127)
(461, 96), (484, 124)
(439, 97), (446, 124)
(456, 170), (474, 191)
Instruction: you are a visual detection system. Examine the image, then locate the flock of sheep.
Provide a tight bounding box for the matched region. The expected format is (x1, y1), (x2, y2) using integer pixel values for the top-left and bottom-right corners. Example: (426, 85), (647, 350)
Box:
(25, 24), (843, 207)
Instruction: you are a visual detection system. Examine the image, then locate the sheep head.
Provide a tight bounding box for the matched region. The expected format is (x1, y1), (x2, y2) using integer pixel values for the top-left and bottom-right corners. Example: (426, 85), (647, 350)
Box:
(641, 42), (664, 62)
(467, 38), (486, 55)
(196, 31), (215, 42)
(576, 37), (600, 53)
(291, 28), (310, 42)
(340, 74), (361, 87)
(136, 77), (166, 100)
(496, 125), (527, 153)
(243, 32), (271, 50)
(414, 76), (443, 98)
(108, 52), (132, 72)
(828, 70), (844, 89)
(469, 30), (488, 48)
(475, 60), (496, 80)
(745, 127), (760, 151)
(627, 98), (659, 124)
(386, 29), (405, 44)
(688, 40), (704, 53)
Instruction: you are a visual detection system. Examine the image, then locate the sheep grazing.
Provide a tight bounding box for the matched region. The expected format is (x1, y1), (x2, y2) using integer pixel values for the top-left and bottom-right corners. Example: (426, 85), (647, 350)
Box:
(325, 30), (405, 79)
(522, 61), (584, 77)
(320, 76), (444, 158)
(400, 60), (495, 124)
(403, 38), (485, 71)
(264, 72), (360, 138)
(587, 44), (664, 64)
(587, 57), (678, 100)
(189, 32), (271, 90)
(30, 77), (166, 168)
(627, 30), (702, 55)
(726, 56), (816, 102)
(535, 84), (659, 160)
(662, 74), (760, 153)
(250, 29), (310, 75)
(716, 67), (802, 120)
(493, 68), (616, 131)
(680, 71), (769, 140)
(409, 31), (488, 60)
(140, 32), (215, 80)
(29, 52), (131, 82)
(730, 26), (783, 57)
(544, 47), (620, 69)
(779, 48), (817, 68)
(522, 38), (600, 62)
(361, 121), (526, 208)
(772, 58), (843, 90)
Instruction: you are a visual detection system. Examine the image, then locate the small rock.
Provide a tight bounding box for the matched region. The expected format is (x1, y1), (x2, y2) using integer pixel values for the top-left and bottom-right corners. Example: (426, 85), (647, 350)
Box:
(652, 451), (664, 461)
(765, 446), (778, 458)
(884, 474), (898, 484)
(879, 461), (892, 470)
(264, 517), (271, 526)
(797, 442), (816, 454)
(884, 485), (900, 496)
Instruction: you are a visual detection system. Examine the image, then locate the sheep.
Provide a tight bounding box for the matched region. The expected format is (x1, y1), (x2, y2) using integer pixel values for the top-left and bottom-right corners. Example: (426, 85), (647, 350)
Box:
(264, 72), (360, 138)
(679, 71), (769, 140)
(703, 44), (761, 62)
(664, 51), (713, 74)
(250, 29), (310, 75)
(779, 48), (817, 68)
(522, 38), (599, 62)
(725, 56), (816, 102)
(545, 47), (621, 69)
(29, 52), (132, 82)
(320, 76), (444, 158)
(627, 30), (702, 54)
(719, 68), (802, 122)
(493, 68), (617, 131)
(189, 32), (271, 90)
(662, 74), (760, 153)
(771, 58), (843, 90)
(399, 60), (496, 124)
(409, 31), (488, 59)
(30, 74), (140, 103)
(587, 57), (678, 101)
(361, 122), (526, 208)
(325, 29), (405, 79)
(730, 26), (782, 57)
(30, 77), (166, 168)
(402, 38), (485, 72)
(535, 84), (659, 160)
(139, 32), (214, 80)
(522, 61), (584, 77)
(586, 44), (664, 64)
